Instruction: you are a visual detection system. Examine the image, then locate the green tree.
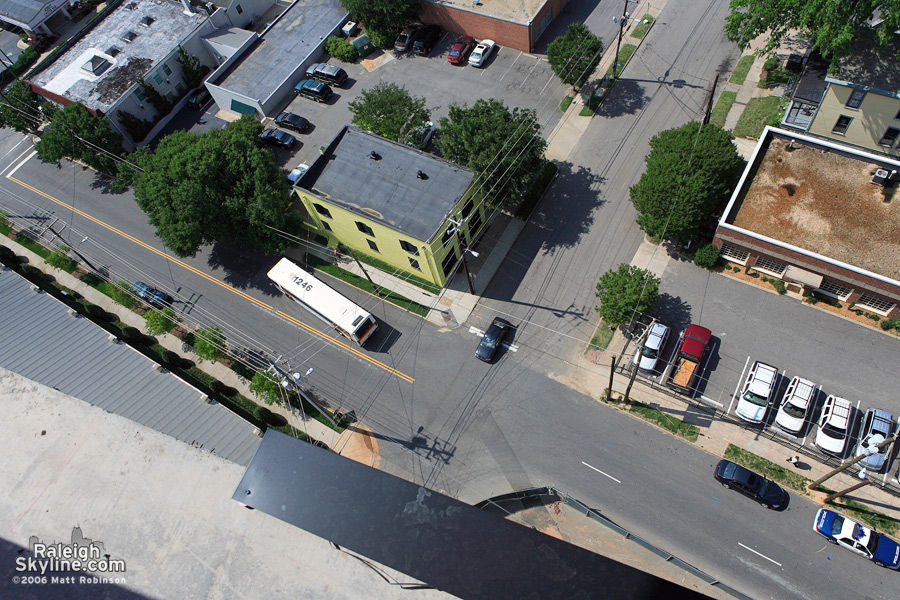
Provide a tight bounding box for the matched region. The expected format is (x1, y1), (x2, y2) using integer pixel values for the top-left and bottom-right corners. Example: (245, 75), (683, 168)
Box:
(547, 23), (604, 88)
(0, 80), (42, 135)
(129, 115), (298, 257)
(348, 82), (429, 142)
(35, 103), (124, 174)
(193, 327), (226, 363)
(143, 307), (178, 335)
(437, 99), (546, 206)
(45, 248), (77, 272)
(339, 0), (420, 41)
(724, 0), (900, 65)
(629, 122), (745, 242)
(250, 371), (282, 406)
(595, 264), (660, 327)
(325, 36), (358, 62)
(176, 46), (208, 90)
(693, 243), (720, 269)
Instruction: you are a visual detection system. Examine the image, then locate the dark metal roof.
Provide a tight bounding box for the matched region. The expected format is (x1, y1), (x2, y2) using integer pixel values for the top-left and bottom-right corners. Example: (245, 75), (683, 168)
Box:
(0, 268), (260, 465)
(233, 430), (709, 600)
(792, 53), (829, 103)
(0, 0), (58, 27)
(305, 126), (474, 242)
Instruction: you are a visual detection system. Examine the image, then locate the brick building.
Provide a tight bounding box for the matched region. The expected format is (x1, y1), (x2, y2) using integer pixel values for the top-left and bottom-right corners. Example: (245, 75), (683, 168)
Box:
(420, 0), (568, 52)
(714, 126), (900, 319)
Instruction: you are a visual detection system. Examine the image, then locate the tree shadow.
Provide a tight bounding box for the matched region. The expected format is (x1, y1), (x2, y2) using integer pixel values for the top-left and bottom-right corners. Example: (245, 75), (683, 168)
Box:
(206, 241), (282, 296)
(531, 1), (603, 55)
(90, 172), (127, 195)
(594, 78), (651, 119)
(653, 292), (693, 332)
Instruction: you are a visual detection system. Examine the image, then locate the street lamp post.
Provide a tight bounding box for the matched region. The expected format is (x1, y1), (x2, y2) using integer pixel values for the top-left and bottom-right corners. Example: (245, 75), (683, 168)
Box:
(612, 0), (638, 79)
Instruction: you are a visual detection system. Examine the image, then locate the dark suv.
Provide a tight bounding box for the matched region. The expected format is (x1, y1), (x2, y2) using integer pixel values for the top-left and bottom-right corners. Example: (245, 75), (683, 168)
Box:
(412, 25), (441, 56)
(294, 79), (332, 103)
(305, 63), (348, 87)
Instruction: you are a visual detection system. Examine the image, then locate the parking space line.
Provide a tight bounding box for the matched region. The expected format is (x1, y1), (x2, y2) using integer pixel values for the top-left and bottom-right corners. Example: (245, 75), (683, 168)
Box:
(518, 56), (543, 90)
(738, 543), (782, 567)
(728, 356), (751, 414)
(497, 52), (521, 82)
(582, 461), (621, 483)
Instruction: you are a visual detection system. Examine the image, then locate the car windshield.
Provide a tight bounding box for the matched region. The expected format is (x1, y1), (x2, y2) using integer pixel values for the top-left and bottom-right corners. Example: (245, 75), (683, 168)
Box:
(822, 423), (847, 439)
(783, 402), (806, 418)
(450, 48), (460, 56)
(863, 530), (880, 554)
(742, 390), (768, 407)
(398, 34), (408, 43)
(642, 346), (659, 359)
(755, 479), (769, 497)
(830, 515), (844, 536)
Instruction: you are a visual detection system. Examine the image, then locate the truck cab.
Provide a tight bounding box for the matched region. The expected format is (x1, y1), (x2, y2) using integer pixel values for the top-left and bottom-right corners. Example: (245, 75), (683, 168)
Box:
(665, 324), (712, 394)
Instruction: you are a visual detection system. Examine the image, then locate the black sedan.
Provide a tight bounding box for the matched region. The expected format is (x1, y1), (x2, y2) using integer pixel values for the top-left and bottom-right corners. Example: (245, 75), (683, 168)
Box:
(714, 459), (788, 510)
(274, 112), (310, 133)
(259, 128), (297, 149)
(475, 317), (511, 363)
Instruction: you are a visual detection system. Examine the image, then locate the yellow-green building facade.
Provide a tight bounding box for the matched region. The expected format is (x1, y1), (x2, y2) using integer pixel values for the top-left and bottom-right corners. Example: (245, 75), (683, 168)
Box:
(293, 126), (486, 287)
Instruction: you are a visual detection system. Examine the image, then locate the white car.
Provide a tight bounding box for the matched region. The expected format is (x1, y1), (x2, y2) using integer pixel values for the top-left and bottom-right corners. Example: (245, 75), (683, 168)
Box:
(632, 322), (669, 372)
(815, 395), (854, 456)
(287, 163), (309, 185)
(468, 39), (496, 68)
(774, 376), (817, 435)
(735, 361), (778, 424)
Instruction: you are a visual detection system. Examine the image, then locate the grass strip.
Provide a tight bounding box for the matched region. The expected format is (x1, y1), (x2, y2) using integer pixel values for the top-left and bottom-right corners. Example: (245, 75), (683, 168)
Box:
(730, 55), (754, 85)
(605, 44), (637, 79)
(587, 319), (614, 351)
(733, 96), (786, 138)
(305, 254), (431, 317)
(601, 391), (700, 442)
(560, 95), (573, 112)
(339, 245), (441, 294)
(15, 233), (52, 259)
(709, 90), (737, 129)
(630, 15), (655, 39)
(724, 444), (812, 492)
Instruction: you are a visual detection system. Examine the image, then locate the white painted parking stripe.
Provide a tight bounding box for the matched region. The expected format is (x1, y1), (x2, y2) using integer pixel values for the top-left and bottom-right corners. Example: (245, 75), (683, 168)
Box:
(738, 543), (782, 567)
(728, 356), (751, 415)
(582, 461), (621, 483)
(498, 52), (520, 82)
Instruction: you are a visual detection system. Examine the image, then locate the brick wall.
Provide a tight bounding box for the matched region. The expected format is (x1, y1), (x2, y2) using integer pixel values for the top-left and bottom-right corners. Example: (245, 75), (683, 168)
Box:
(419, 2), (532, 51)
(714, 227), (900, 317)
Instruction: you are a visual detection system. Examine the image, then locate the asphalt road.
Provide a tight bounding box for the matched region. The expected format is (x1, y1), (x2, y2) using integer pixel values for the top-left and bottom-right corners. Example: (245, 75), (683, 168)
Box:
(1, 1), (898, 598)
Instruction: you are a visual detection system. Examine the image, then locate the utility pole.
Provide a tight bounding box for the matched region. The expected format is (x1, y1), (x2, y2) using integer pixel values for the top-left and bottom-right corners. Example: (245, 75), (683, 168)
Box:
(612, 0), (632, 79)
(808, 435), (896, 489)
(624, 319), (654, 403)
(824, 479), (870, 504)
(607, 352), (617, 402)
(702, 73), (719, 125)
(448, 217), (476, 295)
(47, 224), (102, 274)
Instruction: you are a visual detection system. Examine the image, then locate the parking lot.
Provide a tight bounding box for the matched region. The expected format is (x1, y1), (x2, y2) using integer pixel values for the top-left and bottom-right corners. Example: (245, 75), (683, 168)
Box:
(624, 257), (900, 480)
(184, 33), (565, 173)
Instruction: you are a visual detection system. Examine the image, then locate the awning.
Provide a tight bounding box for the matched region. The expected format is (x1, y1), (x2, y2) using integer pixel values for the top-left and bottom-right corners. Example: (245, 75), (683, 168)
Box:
(784, 265), (824, 287)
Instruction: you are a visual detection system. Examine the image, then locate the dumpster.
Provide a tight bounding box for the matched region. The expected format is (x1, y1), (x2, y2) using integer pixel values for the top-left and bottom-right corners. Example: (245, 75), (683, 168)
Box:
(352, 35), (375, 58)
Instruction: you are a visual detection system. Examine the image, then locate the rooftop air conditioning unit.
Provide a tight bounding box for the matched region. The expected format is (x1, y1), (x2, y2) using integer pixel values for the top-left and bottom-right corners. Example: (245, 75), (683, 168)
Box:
(871, 169), (889, 186)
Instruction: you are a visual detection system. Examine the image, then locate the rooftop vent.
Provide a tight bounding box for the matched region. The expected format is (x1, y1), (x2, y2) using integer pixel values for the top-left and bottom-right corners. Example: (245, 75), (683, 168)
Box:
(106, 46), (121, 57)
(140, 15), (155, 26)
(361, 207), (384, 219)
(121, 31), (139, 43)
(416, 170), (427, 180)
(82, 56), (111, 75)
(369, 151), (381, 160)
(125, 1), (138, 9)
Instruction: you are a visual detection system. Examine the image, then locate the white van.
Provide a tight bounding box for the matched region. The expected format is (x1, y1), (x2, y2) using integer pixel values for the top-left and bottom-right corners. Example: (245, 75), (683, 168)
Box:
(774, 377), (818, 435)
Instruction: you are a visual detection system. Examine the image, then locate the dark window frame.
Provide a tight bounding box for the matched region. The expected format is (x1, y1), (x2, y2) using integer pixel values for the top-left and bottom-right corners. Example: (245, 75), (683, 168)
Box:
(356, 221), (375, 236)
(441, 249), (458, 277)
(367, 239), (379, 252)
(313, 204), (332, 218)
(322, 221), (332, 232)
(399, 240), (419, 255)
(408, 257), (421, 271)
(879, 127), (900, 147)
(832, 115), (852, 135)
(845, 89), (866, 109)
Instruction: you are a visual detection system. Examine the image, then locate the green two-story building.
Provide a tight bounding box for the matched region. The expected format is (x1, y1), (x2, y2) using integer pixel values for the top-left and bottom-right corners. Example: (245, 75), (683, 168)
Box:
(293, 126), (486, 287)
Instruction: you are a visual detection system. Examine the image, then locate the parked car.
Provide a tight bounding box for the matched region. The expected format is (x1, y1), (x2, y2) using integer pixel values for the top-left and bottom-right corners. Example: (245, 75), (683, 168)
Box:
(665, 324), (712, 394)
(475, 317), (511, 363)
(394, 25), (420, 52)
(735, 360), (778, 424)
(814, 508), (900, 569)
(287, 163), (310, 185)
(774, 376), (818, 435)
(187, 88), (211, 110)
(468, 39), (495, 67)
(632, 322), (669, 372)
(814, 395), (854, 456)
(855, 408), (896, 471)
(294, 79), (332, 103)
(305, 63), (348, 87)
(407, 121), (434, 149)
(131, 282), (171, 308)
(412, 25), (441, 56)
(447, 35), (475, 64)
(714, 460), (787, 509)
(274, 112), (309, 133)
(259, 128), (297, 149)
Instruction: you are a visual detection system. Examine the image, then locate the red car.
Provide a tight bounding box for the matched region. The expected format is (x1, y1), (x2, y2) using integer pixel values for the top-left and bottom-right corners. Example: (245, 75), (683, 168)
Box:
(448, 36), (475, 64)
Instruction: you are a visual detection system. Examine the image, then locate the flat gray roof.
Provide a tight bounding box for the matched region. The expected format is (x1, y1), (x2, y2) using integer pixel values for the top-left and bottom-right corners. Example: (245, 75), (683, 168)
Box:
(212, 0), (346, 104)
(0, 267), (261, 465)
(30, 0), (207, 114)
(306, 126), (475, 241)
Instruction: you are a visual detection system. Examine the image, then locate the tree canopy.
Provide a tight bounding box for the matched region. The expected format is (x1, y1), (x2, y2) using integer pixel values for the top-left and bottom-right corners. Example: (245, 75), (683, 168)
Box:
(595, 264), (660, 327)
(35, 102), (124, 174)
(339, 0), (419, 40)
(547, 23), (604, 88)
(723, 0), (900, 63)
(0, 80), (42, 135)
(127, 115), (298, 257)
(347, 82), (430, 142)
(436, 98), (547, 207)
(629, 122), (745, 242)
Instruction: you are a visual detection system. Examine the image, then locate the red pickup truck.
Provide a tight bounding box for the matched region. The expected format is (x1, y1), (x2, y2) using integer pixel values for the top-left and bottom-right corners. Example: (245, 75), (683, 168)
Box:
(665, 324), (712, 394)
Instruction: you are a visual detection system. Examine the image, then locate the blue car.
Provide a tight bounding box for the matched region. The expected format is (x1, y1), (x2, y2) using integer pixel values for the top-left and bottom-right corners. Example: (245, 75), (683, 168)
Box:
(814, 508), (900, 569)
(131, 282), (171, 308)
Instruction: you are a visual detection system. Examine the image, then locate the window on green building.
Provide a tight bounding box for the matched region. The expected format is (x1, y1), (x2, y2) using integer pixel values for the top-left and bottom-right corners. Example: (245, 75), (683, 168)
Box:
(367, 239), (379, 252)
(408, 257), (420, 271)
(356, 221), (374, 236)
(441, 250), (457, 277)
(399, 240), (419, 255)
(314, 204), (332, 218)
(322, 221), (332, 232)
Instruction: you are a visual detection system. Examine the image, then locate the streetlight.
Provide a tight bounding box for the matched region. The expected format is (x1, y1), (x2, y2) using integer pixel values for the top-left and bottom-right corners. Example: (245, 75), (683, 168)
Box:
(612, 0), (639, 79)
